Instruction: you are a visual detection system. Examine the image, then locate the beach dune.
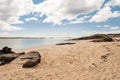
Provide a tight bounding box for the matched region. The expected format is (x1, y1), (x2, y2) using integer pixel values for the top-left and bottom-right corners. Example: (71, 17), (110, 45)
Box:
(0, 40), (120, 80)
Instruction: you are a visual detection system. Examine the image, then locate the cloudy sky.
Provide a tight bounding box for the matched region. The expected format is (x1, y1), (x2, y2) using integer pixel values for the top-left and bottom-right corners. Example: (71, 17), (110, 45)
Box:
(0, 0), (120, 37)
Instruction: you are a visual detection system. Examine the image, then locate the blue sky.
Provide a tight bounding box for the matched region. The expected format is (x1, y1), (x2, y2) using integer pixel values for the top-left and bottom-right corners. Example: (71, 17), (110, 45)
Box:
(0, 0), (120, 37)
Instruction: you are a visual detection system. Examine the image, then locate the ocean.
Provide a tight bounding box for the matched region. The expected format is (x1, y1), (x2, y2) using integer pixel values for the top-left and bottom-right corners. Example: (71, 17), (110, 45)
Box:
(0, 38), (68, 50)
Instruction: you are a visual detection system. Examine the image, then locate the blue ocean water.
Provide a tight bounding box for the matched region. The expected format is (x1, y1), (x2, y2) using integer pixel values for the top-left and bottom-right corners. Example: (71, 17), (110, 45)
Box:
(0, 39), (67, 50)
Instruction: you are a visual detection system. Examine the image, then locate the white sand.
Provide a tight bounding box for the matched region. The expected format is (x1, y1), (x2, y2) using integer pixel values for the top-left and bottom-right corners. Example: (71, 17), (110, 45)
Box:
(0, 40), (120, 80)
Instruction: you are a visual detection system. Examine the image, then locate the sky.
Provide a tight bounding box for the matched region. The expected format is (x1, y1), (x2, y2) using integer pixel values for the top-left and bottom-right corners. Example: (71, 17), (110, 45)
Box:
(0, 0), (120, 37)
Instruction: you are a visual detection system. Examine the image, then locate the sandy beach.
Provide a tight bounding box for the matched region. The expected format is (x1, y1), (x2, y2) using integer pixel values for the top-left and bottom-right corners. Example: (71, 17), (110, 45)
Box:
(0, 0), (119, 79)
(0, 39), (120, 80)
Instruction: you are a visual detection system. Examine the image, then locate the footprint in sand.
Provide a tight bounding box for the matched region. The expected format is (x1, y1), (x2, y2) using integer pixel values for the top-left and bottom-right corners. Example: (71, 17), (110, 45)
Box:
(101, 55), (108, 62)
(117, 45), (120, 47)
(101, 45), (112, 62)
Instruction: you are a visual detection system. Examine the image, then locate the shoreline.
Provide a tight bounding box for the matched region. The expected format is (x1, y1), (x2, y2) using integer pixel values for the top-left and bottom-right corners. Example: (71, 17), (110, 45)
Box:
(16, 40), (76, 52)
(0, 38), (71, 51)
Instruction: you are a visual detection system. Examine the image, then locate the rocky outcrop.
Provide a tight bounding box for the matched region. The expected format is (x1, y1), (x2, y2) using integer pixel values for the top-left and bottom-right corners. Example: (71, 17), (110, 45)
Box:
(0, 47), (41, 68)
(21, 51), (41, 68)
(69, 34), (117, 41)
(0, 54), (17, 65)
(56, 42), (75, 45)
(69, 34), (108, 41)
(0, 46), (15, 54)
(0, 52), (25, 65)
(92, 37), (113, 42)
(103, 37), (113, 42)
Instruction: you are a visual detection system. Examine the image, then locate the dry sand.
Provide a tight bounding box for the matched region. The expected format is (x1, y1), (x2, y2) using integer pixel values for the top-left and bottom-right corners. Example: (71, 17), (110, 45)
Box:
(0, 40), (120, 80)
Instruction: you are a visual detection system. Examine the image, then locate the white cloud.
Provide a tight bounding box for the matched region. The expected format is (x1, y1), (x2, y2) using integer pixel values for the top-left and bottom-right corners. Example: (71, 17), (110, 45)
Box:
(0, 0), (34, 31)
(96, 25), (119, 30)
(0, 31), (21, 37)
(0, 32), (20, 37)
(97, 25), (110, 28)
(25, 17), (38, 22)
(0, 32), (10, 37)
(0, 0), (119, 28)
(70, 16), (90, 24)
(1, 26), (22, 31)
(34, 0), (103, 25)
(70, 18), (84, 24)
(0, 22), (23, 31)
(89, 6), (120, 22)
(89, 0), (120, 23)
(110, 26), (119, 30)
(107, 0), (120, 6)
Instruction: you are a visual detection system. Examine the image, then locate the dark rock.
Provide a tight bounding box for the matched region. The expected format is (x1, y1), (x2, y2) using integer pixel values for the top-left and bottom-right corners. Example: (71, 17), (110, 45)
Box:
(0, 54), (18, 65)
(69, 34), (108, 41)
(69, 34), (117, 41)
(92, 37), (113, 42)
(17, 52), (25, 56)
(0, 51), (4, 55)
(103, 37), (113, 42)
(22, 51), (41, 68)
(101, 55), (107, 62)
(56, 42), (75, 45)
(23, 59), (39, 68)
(0, 46), (15, 54)
(0, 52), (25, 65)
(0, 46), (41, 68)
(91, 39), (103, 42)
